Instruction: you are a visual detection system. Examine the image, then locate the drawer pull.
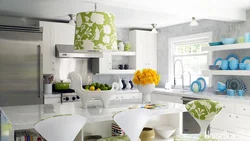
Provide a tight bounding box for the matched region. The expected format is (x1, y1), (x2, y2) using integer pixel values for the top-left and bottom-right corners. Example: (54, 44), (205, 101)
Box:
(243, 108), (246, 111)
(229, 115), (231, 117)
(223, 106), (226, 108)
(236, 116), (238, 118)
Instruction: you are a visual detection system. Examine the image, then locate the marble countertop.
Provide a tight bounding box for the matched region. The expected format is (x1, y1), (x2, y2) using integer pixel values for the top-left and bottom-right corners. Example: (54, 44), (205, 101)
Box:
(44, 89), (140, 98)
(153, 88), (250, 104)
(0, 100), (185, 131)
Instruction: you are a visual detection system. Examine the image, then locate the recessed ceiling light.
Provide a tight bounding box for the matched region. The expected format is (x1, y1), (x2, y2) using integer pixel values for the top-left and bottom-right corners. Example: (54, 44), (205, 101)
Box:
(189, 17), (198, 26)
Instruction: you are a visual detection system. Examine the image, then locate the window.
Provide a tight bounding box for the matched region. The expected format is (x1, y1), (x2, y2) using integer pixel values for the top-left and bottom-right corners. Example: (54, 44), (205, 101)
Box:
(168, 32), (212, 87)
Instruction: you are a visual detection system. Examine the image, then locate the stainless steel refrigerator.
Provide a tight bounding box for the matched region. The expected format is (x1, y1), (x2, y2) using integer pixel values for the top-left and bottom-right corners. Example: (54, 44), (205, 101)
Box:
(0, 25), (43, 106)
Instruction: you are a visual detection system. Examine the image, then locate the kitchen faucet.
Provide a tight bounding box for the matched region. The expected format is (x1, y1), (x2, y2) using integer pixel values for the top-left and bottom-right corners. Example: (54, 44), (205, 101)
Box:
(183, 71), (191, 88)
(173, 59), (184, 89)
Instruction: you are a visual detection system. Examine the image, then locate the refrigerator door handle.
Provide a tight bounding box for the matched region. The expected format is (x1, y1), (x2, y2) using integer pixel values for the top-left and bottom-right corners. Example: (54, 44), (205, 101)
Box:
(38, 45), (42, 98)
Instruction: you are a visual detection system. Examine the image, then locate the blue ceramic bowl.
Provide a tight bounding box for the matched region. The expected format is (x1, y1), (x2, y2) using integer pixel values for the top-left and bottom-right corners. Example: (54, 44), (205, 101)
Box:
(218, 82), (226, 92)
(209, 42), (223, 46)
(221, 38), (236, 45)
(229, 60), (238, 70)
(227, 89), (235, 96)
(246, 64), (250, 70)
(239, 63), (247, 70)
(221, 60), (229, 70)
(238, 90), (245, 96)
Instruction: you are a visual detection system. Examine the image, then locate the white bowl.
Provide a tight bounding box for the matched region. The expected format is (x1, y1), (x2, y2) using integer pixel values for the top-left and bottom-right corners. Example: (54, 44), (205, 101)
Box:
(155, 126), (176, 139)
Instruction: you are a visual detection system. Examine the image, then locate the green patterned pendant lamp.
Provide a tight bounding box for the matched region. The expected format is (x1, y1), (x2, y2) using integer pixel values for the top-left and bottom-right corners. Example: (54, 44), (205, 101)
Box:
(74, 3), (117, 51)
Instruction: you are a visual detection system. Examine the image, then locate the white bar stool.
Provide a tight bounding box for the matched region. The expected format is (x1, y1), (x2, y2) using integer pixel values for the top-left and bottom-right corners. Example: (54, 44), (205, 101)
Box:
(113, 109), (151, 141)
(34, 114), (87, 141)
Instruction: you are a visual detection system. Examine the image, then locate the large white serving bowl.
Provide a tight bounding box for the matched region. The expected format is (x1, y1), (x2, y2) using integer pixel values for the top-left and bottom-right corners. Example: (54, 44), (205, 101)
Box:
(154, 125), (176, 139)
(68, 72), (119, 108)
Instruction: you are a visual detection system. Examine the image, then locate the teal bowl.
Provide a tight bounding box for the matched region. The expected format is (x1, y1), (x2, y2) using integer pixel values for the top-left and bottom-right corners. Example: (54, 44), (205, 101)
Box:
(209, 42), (223, 46)
(217, 82), (226, 92)
(239, 63), (246, 70)
(221, 38), (236, 45)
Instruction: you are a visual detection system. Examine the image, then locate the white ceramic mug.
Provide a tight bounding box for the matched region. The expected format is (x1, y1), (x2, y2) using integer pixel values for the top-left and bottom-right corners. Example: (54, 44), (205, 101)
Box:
(44, 84), (52, 94)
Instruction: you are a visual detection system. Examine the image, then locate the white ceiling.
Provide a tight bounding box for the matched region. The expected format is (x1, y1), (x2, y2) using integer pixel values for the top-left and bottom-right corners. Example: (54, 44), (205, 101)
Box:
(0, 0), (249, 29)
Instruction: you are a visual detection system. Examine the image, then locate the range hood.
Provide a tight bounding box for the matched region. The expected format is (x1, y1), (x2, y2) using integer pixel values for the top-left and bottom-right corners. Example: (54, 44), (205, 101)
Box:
(55, 44), (103, 58)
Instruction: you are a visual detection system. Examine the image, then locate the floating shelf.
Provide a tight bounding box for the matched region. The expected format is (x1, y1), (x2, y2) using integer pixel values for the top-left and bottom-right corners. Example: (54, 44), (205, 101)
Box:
(96, 69), (136, 75)
(202, 70), (250, 76)
(202, 43), (250, 52)
(111, 51), (136, 56)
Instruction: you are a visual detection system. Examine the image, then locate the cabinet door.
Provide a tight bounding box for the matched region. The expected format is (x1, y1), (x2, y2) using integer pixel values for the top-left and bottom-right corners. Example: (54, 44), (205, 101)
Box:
(146, 33), (157, 70)
(44, 97), (61, 104)
(99, 53), (112, 74)
(236, 104), (250, 116)
(136, 31), (148, 70)
(40, 21), (54, 74)
(54, 23), (75, 45)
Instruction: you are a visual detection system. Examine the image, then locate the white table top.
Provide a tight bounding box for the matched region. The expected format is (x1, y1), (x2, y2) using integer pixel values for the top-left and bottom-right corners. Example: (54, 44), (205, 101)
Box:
(0, 101), (186, 130)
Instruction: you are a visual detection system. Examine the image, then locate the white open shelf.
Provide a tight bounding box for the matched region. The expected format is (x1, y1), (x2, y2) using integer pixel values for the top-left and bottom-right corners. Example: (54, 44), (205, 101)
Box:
(96, 69), (136, 75)
(202, 42), (250, 52)
(111, 51), (136, 56)
(202, 70), (250, 76)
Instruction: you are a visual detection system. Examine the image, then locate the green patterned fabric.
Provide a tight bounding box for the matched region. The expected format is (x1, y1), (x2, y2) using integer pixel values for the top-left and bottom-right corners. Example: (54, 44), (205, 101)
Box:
(97, 135), (130, 141)
(74, 12), (117, 51)
(185, 100), (223, 120)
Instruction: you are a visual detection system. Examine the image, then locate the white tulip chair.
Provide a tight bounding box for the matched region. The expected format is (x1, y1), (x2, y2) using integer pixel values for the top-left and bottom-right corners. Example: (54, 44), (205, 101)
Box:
(34, 114), (87, 141)
(113, 108), (152, 141)
(185, 100), (223, 135)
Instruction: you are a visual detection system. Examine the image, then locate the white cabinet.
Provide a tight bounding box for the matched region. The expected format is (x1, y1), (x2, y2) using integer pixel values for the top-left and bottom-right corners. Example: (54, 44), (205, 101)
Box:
(44, 97), (61, 104)
(54, 23), (75, 45)
(40, 21), (54, 74)
(39, 21), (75, 74)
(111, 93), (142, 100)
(129, 30), (157, 70)
(210, 102), (250, 138)
(92, 52), (136, 74)
(92, 52), (112, 74)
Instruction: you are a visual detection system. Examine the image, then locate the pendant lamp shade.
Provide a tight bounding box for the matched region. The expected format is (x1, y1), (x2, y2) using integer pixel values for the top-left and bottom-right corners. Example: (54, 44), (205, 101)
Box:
(74, 12), (117, 51)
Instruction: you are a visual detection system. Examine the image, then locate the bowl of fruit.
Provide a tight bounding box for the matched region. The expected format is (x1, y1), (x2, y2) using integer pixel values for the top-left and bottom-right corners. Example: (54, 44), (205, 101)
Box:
(68, 72), (119, 109)
(84, 83), (112, 91)
(78, 82), (119, 109)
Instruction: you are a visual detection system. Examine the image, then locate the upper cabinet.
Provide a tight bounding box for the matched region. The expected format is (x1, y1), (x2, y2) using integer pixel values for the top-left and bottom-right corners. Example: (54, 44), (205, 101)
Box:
(129, 30), (157, 70)
(40, 21), (75, 74)
(54, 23), (75, 45)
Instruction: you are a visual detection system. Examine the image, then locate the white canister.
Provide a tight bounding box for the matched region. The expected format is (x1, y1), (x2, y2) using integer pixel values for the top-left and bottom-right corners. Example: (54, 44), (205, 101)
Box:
(118, 42), (124, 51)
(44, 84), (52, 94)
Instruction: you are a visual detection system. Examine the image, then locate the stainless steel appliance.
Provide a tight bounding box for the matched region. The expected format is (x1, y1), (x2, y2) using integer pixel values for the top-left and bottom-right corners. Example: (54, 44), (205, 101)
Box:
(55, 44), (103, 58)
(182, 97), (210, 134)
(0, 25), (43, 106)
(52, 88), (80, 103)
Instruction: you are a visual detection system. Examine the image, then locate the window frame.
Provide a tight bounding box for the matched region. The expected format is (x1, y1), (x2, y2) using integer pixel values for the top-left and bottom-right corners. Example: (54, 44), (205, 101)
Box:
(168, 32), (212, 86)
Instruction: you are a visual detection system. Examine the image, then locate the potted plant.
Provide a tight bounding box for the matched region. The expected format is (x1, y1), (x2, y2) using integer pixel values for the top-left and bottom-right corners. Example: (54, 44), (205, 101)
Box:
(132, 69), (160, 103)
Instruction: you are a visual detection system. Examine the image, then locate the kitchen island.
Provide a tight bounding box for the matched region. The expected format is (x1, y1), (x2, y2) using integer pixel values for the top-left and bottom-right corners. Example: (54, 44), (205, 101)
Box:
(0, 100), (186, 141)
